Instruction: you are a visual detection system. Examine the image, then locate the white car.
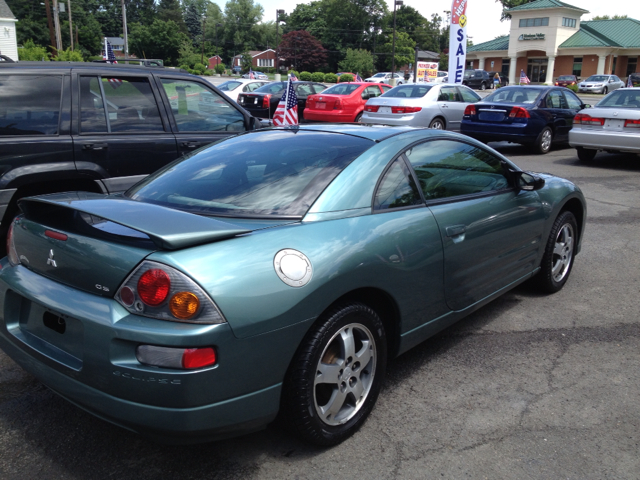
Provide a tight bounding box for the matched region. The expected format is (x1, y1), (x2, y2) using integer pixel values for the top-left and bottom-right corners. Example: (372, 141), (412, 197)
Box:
(365, 72), (405, 85)
(216, 79), (271, 102)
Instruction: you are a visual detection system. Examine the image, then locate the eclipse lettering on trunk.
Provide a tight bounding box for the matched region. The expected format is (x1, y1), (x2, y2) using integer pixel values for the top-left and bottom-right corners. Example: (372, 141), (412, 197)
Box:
(112, 370), (181, 385)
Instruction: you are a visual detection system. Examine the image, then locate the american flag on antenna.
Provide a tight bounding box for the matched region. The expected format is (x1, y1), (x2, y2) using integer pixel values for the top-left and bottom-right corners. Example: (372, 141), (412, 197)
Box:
(103, 39), (118, 64)
(519, 69), (530, 85)
(289, 72), (298, 81)
(249, 68), (255, 79)
(272, 78), (298, 126)
(355, 73), (363, 82)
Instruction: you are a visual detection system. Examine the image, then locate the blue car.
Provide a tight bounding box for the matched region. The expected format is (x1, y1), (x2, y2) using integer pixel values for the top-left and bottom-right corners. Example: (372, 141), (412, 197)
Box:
(461, 85), (588, 154)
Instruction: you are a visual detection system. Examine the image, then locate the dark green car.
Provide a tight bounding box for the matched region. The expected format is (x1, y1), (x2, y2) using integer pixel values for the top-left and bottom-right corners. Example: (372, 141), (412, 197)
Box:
(0, 125), (586, 445)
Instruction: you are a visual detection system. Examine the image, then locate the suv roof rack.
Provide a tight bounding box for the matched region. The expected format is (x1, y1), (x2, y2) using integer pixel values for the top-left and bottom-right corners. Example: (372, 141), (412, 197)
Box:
(91, 59), (164, 67)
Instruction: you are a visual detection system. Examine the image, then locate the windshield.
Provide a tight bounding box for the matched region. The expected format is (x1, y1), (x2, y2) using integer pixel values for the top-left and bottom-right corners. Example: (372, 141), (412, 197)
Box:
(381, 85), (433, 98)
(127, 131), (374, 218)
(586, 75), (608, 82)
(321, 84), (361, 95)
(464, 70), (474, 78)
(254, 82), (286, 94)
(483, 87), (543, 104)
(596, 90), (640, 108)
(218, 81), (242, 91)
(557, 76), (575, 81)
(372, 73), (386, 78)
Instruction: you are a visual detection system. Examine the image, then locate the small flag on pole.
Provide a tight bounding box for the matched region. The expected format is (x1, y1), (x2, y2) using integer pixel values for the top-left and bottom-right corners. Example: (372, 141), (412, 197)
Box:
(519, 69), (531, 85)
(355, 73), (363, 82)
(273, 78), (299, 126)
(249, 68), (255, 80)
(103, 39), (118, 64)
(628, 76), (633, 88)
(289, 73), (298, 82)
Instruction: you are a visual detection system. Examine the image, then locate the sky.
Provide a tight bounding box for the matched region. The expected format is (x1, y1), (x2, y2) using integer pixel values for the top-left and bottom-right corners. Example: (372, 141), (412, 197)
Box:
(210, 0), (640, 45)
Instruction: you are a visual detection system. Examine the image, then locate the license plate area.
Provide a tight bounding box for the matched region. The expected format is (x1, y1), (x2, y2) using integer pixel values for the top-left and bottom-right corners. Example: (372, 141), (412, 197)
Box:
(317, 102), (326, 109)
(604, 119), (624, 130)
(378, 106), (391, 114)
(479, 112), (506, 122)
(5, 290), (84, 370)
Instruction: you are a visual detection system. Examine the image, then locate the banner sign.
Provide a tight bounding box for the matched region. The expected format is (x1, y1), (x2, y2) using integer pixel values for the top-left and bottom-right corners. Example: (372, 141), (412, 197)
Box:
(417, 62), (439, 83)
(448, 0), (468, 84)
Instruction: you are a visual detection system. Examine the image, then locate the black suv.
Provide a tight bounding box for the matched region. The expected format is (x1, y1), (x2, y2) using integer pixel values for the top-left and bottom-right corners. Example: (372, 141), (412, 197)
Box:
(0, 61), (259, 247)
(463, 70), (491, 90)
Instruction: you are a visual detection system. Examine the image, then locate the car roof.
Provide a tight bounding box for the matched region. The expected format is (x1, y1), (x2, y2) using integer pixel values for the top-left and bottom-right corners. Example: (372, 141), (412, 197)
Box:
(270, 124), (427, 142)
(0, 61), (182, 75)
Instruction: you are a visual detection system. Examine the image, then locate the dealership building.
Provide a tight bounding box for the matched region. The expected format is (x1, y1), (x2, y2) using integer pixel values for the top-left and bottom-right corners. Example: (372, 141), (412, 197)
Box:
(466, 0), (640, 84)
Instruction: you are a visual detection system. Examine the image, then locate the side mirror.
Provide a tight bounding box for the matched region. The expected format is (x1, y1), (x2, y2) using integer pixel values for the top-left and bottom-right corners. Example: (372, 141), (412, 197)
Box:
(581, 104), (591, 109)
(517, 171), (545, 191)
(248, 116), (261, 130)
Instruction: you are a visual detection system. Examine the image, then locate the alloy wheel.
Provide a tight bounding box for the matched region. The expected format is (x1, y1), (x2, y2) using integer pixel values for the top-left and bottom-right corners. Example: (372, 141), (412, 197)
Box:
(551, 223), (574, 283)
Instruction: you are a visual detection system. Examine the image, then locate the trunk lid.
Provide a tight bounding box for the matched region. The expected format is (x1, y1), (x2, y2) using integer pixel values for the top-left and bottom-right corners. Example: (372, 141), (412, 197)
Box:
(473, 103), (524, 123)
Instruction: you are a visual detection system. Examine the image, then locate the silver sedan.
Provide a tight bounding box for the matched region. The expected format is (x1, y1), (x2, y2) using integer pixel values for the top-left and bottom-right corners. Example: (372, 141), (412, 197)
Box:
(569, 87), (640, 161)
(578, 75), (625, 95)
(361, 83), (481, 130)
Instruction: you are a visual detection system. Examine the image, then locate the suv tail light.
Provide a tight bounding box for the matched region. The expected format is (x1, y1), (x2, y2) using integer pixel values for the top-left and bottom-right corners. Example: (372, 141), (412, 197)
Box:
(364, 105), (379, 112)
(624, 119), (640, 128)
(391, 106), (422, 114)
(464, 105), (476, 116)
(509, 106), (530, 118)
(116, 260), (225, 324)
(574, 113), (605, 126)
(262, 94), (271, 109)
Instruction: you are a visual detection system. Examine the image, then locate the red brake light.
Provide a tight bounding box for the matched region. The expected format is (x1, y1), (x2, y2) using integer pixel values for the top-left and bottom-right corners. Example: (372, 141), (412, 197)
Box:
(45, 230), (68, 241)
(555, 82), (559, 86)
(574, 113), (605, 126)
(464, 105), (476, 116)
(391, 106), (422, 114)
(333, 98), (342, 110)
(137, 269), (171, 306)
(509, 106), (530, 118)
(365, 105), (379, 112)
(624, 119), (640, 128)
(182, 347), (217, 369)
(262, 94), (271, 109)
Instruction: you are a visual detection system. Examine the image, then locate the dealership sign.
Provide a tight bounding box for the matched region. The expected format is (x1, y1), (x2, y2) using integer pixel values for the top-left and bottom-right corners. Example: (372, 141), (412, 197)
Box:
(417, 62), (439, 82)
(518, 33), (545, 40)
(448, 0), (468, 84)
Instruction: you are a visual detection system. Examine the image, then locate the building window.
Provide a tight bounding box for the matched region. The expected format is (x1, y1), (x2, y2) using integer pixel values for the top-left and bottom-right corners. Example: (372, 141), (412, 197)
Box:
(501, 58), (510, 76)
(573, 57), (582, 77)
(257, 58), (274, 67)
(519, 17), (549, 27)
(562, 18), (577, 28)
(627, 57), (638, 76)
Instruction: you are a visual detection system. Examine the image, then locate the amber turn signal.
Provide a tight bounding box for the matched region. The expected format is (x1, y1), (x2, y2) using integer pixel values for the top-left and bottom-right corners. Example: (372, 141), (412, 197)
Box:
(169, 291), (200, 319)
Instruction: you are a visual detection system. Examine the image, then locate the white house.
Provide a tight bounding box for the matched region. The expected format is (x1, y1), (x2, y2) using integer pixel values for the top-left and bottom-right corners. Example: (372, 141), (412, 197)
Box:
(0, 0), (18, 61)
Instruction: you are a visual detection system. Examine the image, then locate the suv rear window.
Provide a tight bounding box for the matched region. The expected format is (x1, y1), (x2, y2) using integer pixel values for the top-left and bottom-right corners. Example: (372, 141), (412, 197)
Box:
(0, 75), (62, 135)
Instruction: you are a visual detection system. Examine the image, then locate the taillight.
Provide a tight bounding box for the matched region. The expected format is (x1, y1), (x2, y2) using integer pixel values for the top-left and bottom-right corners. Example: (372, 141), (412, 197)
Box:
(333, 98), (342, 110)
(624, 119), (640, 128)
(136, 345), (217, 370)
(574, 113), (605, 126)
(554, 82), (559, 86)
(391, 106), (422, 114)
(6, 219), (19, 266)
(464, 105), (476, 116)
(182, 347), (217, 369)
(509, 106), (530, 118)
(364, 105), (379, 112)
(116, 260), (225, 324)
(262, 94), (271, 109)
(570, 82), (576, 85)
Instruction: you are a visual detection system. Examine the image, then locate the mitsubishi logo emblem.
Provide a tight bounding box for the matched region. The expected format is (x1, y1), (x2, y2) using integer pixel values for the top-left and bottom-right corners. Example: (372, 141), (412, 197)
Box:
(47, 249), (57, 268)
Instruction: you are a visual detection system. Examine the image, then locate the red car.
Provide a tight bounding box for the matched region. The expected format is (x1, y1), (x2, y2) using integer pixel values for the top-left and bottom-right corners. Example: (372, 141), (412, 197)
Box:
(304, 82), (392, 122)
(555, 75), (579, 87)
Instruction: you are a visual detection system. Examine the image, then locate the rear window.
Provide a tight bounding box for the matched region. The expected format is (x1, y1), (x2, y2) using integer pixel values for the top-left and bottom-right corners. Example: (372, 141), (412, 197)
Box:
(321, 84), (360, 95)
(127, 131), (374, 218)
(0, 75), (62, 135)
(218, 81), (242, 91)
(483, 87), (543, 104)
(381, 85), (433, 98)
(557, 76), (575, 80)
(596, 90), (640, 108)
(254, 82), (286, 94)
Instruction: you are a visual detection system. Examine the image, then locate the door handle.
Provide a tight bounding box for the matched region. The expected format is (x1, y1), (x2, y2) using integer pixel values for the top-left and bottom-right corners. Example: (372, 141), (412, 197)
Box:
(446, 225), (466, 237)
(181, 141), (204, 149)
(441, 104), (449, 108)
(82, 143), (108, 151)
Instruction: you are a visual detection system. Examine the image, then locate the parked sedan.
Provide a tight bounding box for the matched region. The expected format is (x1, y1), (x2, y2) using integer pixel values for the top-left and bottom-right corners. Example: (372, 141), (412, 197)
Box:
(361, 83), (481, 131)
(0, 124), (585, 446)
(555, 75), (579, 88)
(304, 82), (391, 123)
(216, 79), (271, 102)
(365, 72), (405, 84)
(242, 71), (269, 80)
(569, 87), (640, 161)
(578, 75), (625, 94)
(461, 85), (588, 154)
(237, 81), (327, 120)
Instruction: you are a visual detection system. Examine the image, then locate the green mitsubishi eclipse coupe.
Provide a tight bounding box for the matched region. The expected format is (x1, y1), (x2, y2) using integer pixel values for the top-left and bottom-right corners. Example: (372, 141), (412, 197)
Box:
(0, 125), (586, 446)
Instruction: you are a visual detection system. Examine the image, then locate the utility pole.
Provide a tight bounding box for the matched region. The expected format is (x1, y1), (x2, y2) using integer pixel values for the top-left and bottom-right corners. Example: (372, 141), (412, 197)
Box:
(52, 0), (63, 53)
(43, 0), (57, 56)
(201, 15), (206, 65)
(275, 9), (284, 80)
(67, 0), (74, 50)
(121, 0), (129, 59)
(391, 0), (403, 86)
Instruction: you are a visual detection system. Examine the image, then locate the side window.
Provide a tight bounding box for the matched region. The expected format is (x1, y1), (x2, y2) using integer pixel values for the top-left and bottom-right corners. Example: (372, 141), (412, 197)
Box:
(439, 86), (459, 102)
(458, 87), (481, 103)
(362, 86), (381, 99)
(295, 84), (313, 96)
(405, 140), (510, 201)
(312, 84), (326, 94)
(0, 74), (62, 136)
(563, 91), (582, 110)
(374, 157), (423, 210)
(79, 76), (108, 133)
(160, 79), (246, 133)
(100, 77), (164, 133)
(546, 90), (566, 109)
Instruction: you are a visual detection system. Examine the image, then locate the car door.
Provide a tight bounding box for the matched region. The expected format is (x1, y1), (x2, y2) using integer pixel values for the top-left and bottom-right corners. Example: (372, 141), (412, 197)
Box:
(437, 86), (466, 131)
(562, 89), (584, 133)
(543, 89), (572, 141)
(72, 71), (178, 190)
(156, 75), (249, 157)
(404, 139), (545, 311)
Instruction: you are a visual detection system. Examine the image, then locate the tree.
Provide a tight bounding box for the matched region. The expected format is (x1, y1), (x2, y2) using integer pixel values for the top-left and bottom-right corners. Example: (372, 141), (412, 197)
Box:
(591, 15), (628, 20)
(223, 0), (264, 56)
(495, 0), (537, 20)
(184, 3), (203, 46)
(279, 30), (328, 72)
(129, 19), (189, 65)
(158, 0), (188, 33)
(377, 31), (416, 71)
(338, 49), (375, 77)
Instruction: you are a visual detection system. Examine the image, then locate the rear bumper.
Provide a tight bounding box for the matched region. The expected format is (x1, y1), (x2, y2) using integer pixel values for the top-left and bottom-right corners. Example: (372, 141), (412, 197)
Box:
(304, 110), (355, 122)
(569, 129), (640, 153)
(578, 86), (605, 93)
(461, 122), (538, 144)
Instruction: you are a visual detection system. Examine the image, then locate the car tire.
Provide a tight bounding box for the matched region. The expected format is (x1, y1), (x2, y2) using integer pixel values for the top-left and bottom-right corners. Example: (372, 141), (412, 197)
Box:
(534, 211), (578, 293)
(354, 112), (363, 123)
(282, 302), (387, 446)
(535, 127), (553, 154)
(429, 117), (445, 129)
(576, 147), (597, 162)
(480, 82), (486, 91)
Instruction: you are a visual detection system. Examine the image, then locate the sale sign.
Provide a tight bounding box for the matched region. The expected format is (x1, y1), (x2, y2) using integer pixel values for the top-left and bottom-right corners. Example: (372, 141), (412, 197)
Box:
(417, 62), (439, 83)
(448, 0), (468, 84)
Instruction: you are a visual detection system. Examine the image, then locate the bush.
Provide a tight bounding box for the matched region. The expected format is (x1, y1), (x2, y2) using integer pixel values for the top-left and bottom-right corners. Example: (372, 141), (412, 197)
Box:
(311, 72), (325, 82)
(299, 71), (312, 81)
(18, 40), (50, 61)
(179, 64), (189, 71)
(203, 70), (213, 76)
(567, 84), (579, 93)
(339, 74), (354, 82)
(324, 73), (338, 83)
(193, 63), (206, 74)
(214, 63), (226, 74)
(55, 48), (84, 62)
(288, 70), (300, 79)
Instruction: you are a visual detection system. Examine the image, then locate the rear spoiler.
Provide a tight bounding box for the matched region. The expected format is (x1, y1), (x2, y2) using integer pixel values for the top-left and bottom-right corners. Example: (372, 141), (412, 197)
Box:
(19, 192), (251, 251)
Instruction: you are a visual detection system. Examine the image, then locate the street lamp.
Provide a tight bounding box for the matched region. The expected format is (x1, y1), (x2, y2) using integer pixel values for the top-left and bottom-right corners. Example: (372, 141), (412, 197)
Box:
(391, 0), (403, 86)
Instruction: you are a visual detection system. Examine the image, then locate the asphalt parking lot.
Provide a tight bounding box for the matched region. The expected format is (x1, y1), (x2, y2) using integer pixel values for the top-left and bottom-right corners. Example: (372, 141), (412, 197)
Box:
(1, 141), (639, 479)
